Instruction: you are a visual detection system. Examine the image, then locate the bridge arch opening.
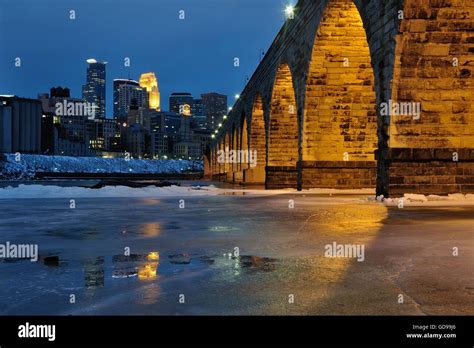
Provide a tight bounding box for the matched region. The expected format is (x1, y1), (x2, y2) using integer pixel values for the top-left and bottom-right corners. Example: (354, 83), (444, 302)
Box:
(302, 0), (377, 189)
(224, 131), (231, 175)
(211, 146), (216, 176)
(218, 139), (225, 175)
(232, 125), (238, 174)
(269, 63), (299, 167)
(241, 113), (249, 170)
(244, 93), (267, 184)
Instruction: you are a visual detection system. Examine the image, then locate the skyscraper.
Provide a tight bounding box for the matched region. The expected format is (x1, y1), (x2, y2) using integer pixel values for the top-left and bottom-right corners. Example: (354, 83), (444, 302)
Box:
(139, 72), (161, 111)
(113, 79), (147, 121)
(82, 59), (107, 119)
(169, 93), (194, 116)
(201, 93), (227, 130)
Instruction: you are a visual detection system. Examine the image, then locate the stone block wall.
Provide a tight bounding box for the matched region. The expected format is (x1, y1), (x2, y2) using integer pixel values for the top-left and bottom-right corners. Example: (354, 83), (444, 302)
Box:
(301, 161), (377, 189)
(266, 166), (298, 189)
(382, 148), (474, 194)
(390, 0), (474, 148)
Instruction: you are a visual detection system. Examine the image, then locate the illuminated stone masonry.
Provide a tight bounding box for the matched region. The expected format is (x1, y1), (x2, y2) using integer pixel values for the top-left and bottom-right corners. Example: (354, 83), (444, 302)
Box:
(210, 0), (474, 197)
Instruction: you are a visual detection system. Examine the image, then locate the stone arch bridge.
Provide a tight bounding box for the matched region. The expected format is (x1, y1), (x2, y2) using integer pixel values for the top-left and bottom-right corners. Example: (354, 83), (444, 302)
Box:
(209, 0), (474, 197)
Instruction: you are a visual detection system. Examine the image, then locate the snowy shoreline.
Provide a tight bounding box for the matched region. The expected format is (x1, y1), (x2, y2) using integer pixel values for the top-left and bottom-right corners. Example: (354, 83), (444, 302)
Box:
(0, 153), (203, 180)
(0, 184), (473, 206)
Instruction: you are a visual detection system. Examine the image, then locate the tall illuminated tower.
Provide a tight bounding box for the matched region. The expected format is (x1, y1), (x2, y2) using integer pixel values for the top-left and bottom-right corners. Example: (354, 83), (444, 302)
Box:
(82, 59), (107, 119)
(139, 72), (160, 111)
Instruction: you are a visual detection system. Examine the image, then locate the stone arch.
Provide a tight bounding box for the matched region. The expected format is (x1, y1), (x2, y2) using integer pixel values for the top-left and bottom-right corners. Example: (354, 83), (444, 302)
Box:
(301, 0), (377, 189)
(203, 154), (211, 178)
(232, 124), (238, 174)
(303, 0), (377, 162)
(218, 139), (225, 175)
(210, 146), (216, 176)
(215, 145), (220, 176)
(269, 63), (299, 167)
(242, 93), (267, 184)
(224, 131), (231, 175)
(241, 112), (249, 170)
(250, 93), (266, 169)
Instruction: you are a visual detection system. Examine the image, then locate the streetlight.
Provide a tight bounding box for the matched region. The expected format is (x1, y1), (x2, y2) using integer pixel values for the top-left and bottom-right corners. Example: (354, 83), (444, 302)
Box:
(285, 5), (295, 19)
(235, 94), (240, 100)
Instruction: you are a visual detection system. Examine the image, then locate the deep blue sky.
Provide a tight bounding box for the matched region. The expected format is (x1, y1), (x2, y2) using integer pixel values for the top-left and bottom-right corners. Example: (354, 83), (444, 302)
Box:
(0, 0), (290, 117)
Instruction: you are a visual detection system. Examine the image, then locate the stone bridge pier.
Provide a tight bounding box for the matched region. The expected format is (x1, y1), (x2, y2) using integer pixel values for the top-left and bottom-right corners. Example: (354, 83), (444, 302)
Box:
(209, 0), (474, 197)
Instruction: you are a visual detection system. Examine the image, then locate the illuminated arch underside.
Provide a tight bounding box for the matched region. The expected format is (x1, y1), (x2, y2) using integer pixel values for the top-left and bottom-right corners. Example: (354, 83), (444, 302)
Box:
(303, 0), (377, 162)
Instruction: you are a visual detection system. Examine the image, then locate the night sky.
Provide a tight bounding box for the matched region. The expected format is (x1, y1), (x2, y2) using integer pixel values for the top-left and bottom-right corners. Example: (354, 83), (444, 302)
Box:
(0, 0), (289, 117)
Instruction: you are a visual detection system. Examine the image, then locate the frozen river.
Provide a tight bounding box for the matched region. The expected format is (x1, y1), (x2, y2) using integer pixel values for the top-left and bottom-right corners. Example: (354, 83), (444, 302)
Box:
(0, 192), (473, 315)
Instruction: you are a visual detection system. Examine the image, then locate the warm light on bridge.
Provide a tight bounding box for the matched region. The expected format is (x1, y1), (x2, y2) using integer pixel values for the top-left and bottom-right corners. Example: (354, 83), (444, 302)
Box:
(285, 5), (295, 19)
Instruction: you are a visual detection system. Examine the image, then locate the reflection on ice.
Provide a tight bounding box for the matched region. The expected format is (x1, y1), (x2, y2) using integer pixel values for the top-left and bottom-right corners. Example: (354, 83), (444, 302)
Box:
(169, 253), (191, 265)
(139, 223), (161, 237)
(112, 251), (160, 281)
(137, 283), (161, 305)
(147, 252), (160, 261)
(84, 257), (105, 289)
(138, 263), (158, 280)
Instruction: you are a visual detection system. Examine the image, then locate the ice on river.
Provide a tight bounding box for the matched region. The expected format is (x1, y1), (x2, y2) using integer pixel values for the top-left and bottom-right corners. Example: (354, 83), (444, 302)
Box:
(0, 191), (473, 315)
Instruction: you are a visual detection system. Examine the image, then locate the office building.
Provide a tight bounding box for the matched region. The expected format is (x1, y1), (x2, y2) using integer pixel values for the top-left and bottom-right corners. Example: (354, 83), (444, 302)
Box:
(86, 118), (122, 154)
(39, 89), (94, 156)
(113, 79), (147, 121)
(169, 93), (194, 115)
(82, 59), (107, 119)
(201, 92), (227, 130)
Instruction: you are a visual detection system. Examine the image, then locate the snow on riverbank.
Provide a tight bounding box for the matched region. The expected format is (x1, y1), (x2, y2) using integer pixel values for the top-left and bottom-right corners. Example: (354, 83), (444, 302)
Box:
(0, 185), (374, 199)
(0, 184), (220, 198)
(381, 193), (474, 207)
(1, 184), (473, 206)
(0, 154), (203, 180)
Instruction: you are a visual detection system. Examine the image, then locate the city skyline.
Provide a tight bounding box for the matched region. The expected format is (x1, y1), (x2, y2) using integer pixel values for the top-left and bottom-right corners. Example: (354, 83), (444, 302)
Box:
(0, 0), (286, 116)
(0, 0), (473, 340)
